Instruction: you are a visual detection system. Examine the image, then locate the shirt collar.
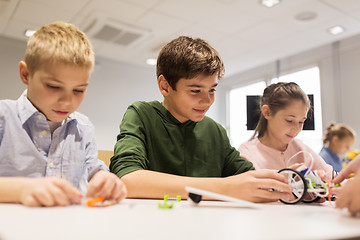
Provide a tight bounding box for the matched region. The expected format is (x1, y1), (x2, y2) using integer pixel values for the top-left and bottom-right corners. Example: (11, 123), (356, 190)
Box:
(152, 101), (197, 127)
(17, 90), (40, 125)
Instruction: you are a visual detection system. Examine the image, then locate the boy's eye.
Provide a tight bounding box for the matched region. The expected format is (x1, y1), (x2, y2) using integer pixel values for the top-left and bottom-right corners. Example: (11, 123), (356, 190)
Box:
(286, 120), (292, 123)
(73, 89), (84, 93)
(47, 84), (59, 89)
(191, 90), (200, 93)
(209, 89), (216, 93)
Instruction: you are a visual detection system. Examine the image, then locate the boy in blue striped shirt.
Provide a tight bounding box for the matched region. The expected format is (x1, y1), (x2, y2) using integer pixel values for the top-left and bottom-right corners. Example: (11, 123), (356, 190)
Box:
(0, 22), (126, 206)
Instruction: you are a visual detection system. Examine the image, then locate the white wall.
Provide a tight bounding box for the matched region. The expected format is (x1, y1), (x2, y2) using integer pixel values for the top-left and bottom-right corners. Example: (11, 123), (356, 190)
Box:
(0, 35), (26, 99)
(80, 57), (162, 150)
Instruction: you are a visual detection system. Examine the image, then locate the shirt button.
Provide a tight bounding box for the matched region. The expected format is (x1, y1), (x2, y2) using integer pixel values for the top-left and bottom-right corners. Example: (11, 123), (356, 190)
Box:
(41, 130), (47, 135)
(37, 114), (42, 119)
(49, 162), (54, 168)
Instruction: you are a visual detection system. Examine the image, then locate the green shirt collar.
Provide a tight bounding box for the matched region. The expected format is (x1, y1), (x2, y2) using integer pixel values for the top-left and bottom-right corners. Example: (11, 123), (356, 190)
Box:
(151, 101), (197, 127)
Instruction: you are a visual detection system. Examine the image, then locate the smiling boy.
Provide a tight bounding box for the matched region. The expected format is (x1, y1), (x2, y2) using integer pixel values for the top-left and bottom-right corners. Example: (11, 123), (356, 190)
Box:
(0, 22), (127, 206)
(110, 36), (292, 202)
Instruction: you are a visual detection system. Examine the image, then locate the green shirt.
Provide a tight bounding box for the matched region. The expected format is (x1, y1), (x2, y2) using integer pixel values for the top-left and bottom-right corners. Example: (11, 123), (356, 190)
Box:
(110, 101), (254, 178)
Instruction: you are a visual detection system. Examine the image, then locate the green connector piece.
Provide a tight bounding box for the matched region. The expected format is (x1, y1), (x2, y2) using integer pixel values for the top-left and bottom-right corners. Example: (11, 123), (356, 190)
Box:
(158, 201), (174, 209)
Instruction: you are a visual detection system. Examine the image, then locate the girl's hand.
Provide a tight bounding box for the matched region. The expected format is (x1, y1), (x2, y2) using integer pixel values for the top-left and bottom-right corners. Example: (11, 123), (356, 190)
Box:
(334, 155), (360, 183)
(336, 172), (360, 216)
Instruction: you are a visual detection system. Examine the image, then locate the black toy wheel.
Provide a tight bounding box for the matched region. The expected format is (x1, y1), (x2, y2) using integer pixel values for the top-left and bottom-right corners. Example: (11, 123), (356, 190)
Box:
(278, 168), (308, 204)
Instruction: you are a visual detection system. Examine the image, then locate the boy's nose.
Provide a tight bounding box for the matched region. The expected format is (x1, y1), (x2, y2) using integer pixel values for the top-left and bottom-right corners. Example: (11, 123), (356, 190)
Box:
(200, 93), (212, 104)
(59, 92), (72, 105)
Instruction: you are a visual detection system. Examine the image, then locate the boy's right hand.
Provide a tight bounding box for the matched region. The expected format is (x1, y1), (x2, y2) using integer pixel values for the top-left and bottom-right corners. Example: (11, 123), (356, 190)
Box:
(20, 177), (82, 207)
(225, 170), (293, 203)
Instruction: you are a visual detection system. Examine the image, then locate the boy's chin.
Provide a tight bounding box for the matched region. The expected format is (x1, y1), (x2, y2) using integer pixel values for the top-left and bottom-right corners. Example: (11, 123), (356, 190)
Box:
(190, 116), (205, 122)
(46, 115), (69, 123)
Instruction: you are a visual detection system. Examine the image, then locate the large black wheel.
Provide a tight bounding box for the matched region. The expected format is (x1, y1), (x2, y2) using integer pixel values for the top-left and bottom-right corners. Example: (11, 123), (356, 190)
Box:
(278, 168), (308, 204)
(302, 192), (321, 203)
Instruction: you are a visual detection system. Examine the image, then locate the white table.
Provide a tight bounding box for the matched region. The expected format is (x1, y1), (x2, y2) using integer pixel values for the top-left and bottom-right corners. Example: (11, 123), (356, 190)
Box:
(0, 199), (359, 240)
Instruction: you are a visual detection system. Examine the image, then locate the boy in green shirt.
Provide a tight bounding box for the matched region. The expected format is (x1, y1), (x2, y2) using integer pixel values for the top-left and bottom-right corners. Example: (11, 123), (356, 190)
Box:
(110, 36), (292, 202)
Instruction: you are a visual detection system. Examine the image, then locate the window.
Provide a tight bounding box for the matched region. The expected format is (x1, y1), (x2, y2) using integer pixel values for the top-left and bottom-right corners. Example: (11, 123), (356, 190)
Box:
(229, 81), (266, 148)
(229, 66), (323, 152)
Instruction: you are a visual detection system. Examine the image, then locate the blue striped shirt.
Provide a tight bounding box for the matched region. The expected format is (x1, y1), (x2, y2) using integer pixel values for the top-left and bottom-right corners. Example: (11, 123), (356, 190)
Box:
(0, 91), (107, 194)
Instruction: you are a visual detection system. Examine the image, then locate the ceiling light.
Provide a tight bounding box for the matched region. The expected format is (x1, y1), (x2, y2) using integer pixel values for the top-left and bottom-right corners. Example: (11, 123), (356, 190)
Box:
(24, 29), (36, 37)
(145, 58), (157, 66)
(260, 0), (281, 8)
(328, 25), (345, 35)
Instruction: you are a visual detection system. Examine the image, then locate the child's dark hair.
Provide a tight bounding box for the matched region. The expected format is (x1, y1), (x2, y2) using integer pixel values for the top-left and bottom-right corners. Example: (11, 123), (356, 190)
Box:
(156, 36), (225, 90)
(323, 123), (355, 144)
(252, 82), (311, 139)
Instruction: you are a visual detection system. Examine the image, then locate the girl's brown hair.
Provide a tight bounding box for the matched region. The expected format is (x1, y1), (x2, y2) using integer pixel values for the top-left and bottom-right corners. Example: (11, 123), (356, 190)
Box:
(323, 123), (355, 144)
(251, 82), (311, 139)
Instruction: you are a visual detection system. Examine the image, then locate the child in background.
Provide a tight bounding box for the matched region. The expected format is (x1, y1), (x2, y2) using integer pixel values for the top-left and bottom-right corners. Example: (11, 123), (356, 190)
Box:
(319, 123), (355, 172)
(110, 36), (292, 202)
(0, 22), (127, 207)
(238, 82), (334, 181)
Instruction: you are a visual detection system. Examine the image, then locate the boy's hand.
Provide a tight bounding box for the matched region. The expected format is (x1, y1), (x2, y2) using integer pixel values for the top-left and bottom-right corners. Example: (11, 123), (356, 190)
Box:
(225, 170), (293, 203)
(86, 171), (127, 202)
(20, 177), (82, 207)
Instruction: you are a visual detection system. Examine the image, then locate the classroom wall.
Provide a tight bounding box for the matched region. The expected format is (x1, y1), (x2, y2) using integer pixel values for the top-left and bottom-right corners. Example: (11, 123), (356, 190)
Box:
(1, 33), (360, 150)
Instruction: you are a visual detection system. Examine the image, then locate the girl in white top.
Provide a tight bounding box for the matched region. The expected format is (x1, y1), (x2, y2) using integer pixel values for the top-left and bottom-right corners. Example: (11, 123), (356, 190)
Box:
(238, 82), (333, 181)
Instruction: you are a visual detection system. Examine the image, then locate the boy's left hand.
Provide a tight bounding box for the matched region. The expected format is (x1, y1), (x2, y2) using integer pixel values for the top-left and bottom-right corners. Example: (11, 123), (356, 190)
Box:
(86, 171), (127, 202)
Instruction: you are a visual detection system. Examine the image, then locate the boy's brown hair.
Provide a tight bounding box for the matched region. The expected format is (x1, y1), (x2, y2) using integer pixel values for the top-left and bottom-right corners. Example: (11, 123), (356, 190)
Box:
(24, 21), (94, 76)
(156, 36), (225, 90)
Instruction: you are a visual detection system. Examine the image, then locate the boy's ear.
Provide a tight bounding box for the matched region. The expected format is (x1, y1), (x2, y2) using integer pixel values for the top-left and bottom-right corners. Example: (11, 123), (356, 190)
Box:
(19, 61), (30, 85)
(261, 105), (271, 119)
(158, 75), (171, 96)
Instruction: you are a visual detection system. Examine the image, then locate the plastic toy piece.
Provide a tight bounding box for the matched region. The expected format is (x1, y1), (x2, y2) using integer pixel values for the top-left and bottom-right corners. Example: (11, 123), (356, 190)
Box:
(185, 186), (262, 209)
(343, 150), (360, 178)
(86, 197), (117, 207)
(279, 164), (339, 204)
(278, 168), (307, 204)
(158, 195), (181, 209)
(278, 150), (341, 205)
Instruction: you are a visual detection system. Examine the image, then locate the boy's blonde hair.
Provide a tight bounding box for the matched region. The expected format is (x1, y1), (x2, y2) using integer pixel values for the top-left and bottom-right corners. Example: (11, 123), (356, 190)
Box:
(323, 123), (356, 144)
(24, 21), (94, 76)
